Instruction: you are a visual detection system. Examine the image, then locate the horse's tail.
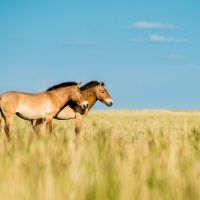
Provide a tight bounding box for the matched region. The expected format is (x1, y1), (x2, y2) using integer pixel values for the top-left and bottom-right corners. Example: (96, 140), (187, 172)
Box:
(0, 95), (2, 116)
(0, 95), (2, 126)
(0, 95), (4, 125)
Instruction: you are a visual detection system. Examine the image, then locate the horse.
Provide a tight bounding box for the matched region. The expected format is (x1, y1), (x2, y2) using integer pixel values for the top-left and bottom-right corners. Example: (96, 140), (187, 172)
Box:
(32, 81), (113, 137)
(0, 82), (88, 140)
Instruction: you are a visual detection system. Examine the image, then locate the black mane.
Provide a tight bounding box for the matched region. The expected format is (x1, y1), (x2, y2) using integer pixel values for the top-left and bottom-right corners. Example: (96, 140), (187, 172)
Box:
(80, 81), (104, 91)
(46, 82), (78, 91)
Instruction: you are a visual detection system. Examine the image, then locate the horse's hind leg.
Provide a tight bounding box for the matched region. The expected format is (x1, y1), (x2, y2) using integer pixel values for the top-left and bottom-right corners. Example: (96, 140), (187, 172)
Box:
(3, 114), (14, 141)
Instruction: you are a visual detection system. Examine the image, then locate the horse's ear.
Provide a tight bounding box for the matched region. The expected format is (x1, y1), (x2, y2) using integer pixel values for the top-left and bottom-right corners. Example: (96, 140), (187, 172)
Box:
(77, 82), (82, 88)
(99, 81), (106, 86)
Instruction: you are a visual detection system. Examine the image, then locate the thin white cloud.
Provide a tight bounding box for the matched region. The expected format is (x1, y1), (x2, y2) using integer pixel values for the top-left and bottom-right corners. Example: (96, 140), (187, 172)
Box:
(124, 21), (177, 29)
(150, 34), (188, 43)
(131, 35), (188, 44)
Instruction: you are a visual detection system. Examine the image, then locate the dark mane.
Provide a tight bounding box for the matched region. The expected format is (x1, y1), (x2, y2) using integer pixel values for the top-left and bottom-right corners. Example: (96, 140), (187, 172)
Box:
(80, 81), (104, 91)
(46, 82), (78, 91)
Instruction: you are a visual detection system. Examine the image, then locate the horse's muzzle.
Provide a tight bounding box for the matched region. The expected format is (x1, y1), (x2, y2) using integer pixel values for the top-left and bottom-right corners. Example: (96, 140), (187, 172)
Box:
(81, 101), (88, 109)
(105, 99), (114, 107)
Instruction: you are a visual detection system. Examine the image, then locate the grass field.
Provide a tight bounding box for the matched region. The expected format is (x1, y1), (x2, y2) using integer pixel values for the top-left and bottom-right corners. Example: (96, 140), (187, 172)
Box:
(0, 110), (200, 200)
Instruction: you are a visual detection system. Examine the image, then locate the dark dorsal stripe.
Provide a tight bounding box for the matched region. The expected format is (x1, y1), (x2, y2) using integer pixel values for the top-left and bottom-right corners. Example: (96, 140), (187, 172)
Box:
(46, 82), (78, 91)
(80, 81), (104, 91)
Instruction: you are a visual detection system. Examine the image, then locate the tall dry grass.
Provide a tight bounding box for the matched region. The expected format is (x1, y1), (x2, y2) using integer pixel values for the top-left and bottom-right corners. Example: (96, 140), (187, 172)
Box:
(0, 110), (200, 200)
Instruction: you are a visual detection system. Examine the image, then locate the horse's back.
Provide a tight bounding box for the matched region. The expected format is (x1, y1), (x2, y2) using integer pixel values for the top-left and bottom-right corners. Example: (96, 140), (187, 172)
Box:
(1, 91), (52, 117)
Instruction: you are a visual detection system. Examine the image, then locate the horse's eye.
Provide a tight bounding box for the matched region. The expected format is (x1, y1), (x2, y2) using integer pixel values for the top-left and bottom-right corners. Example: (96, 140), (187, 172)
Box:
(102, 91), (105, 94)
(79, 92), (82, 95)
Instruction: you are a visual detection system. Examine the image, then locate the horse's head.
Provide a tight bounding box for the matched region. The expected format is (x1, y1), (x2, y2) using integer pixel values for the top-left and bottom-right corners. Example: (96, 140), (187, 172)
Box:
(96, 81), (114, 107)
(71, 83), (88, 109)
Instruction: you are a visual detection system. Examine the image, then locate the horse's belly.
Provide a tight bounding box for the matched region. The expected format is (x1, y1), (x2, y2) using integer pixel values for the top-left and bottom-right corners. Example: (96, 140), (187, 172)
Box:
(16, 107), (46, 120)
(16, 112), (44, 120)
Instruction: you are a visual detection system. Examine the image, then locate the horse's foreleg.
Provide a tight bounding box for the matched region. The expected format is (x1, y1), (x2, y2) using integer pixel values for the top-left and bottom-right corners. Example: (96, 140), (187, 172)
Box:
(75, 114), (83, 137)
(33, 119), (45, 134)
(46, 116), (53, 135)
(46, 122), (52, 135)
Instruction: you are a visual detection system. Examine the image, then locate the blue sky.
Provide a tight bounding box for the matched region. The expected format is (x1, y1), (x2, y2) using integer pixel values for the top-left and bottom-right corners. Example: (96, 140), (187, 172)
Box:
(0, 0), (200, 110)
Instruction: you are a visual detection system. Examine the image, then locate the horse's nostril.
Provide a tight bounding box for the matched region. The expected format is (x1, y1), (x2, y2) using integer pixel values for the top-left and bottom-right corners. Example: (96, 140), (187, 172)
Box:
(82, 101), (88, 109)
(106, 99), (113, 106)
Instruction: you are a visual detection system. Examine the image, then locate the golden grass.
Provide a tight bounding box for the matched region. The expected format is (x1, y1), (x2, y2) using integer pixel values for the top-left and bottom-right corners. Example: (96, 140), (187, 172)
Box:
(0, 110), (200, 200)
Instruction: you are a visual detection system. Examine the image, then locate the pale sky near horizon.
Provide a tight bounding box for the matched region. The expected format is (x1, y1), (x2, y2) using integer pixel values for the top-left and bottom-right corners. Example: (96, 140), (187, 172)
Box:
(0, 1), (200, 110)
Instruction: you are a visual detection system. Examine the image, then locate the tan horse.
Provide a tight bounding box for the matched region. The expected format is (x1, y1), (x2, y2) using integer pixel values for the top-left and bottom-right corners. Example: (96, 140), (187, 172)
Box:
(0, 82), (88, 140)
(33, 81), (113, 137)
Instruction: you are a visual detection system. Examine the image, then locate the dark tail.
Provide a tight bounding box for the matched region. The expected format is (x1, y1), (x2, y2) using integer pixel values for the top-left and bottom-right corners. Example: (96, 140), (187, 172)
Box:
(0, 96), (2, 127)
(0, 95), (2, 118)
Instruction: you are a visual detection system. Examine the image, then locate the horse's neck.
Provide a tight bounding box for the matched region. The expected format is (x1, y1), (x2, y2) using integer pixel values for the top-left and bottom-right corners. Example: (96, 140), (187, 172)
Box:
(51, 87), (73, 107)
(83, 88), (97, 111)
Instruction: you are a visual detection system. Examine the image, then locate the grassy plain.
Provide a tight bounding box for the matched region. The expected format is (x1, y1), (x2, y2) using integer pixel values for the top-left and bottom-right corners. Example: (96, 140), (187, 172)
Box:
(0, 110), (200, 200)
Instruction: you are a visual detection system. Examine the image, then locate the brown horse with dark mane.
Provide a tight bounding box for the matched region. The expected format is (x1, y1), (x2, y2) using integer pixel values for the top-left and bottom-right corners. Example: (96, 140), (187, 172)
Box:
(0, 82), (88, 140)
(33, 81), (113, 137)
